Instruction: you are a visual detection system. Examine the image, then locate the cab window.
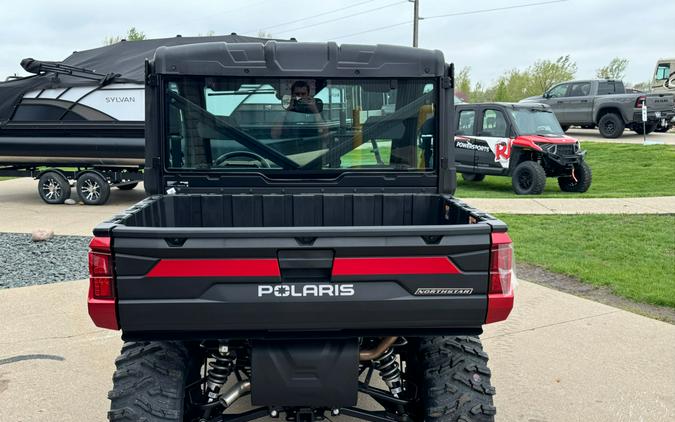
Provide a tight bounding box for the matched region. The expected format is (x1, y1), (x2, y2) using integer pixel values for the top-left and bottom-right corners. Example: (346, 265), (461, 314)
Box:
(480, 109), (508, 138)
(456, 110), (475, 135)
(548, 84), (568, 98)
(567, 82), (591, 97)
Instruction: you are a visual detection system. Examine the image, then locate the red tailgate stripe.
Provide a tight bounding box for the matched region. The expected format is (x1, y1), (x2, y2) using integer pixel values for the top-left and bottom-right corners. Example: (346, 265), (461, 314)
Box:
(147, 259), (280, 278)
(332, 257), (460, 276)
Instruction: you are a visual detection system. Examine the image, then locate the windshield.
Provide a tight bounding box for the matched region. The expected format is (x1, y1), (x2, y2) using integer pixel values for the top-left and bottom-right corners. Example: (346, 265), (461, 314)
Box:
(510, 108), (564, 136)
(165, 77), (436, 172)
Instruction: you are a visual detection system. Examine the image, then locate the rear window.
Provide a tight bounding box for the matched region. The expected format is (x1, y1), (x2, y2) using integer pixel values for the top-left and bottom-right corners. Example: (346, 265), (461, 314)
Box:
(165, 77), (437, 172)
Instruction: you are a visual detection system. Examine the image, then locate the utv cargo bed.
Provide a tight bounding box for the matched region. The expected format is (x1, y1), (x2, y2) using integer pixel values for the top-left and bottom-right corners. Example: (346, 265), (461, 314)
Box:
(93, 194), (510, 338)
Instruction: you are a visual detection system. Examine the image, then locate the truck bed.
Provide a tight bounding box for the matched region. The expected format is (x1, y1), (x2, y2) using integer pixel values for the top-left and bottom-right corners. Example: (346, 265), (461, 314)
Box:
(91, 194), (511, 340)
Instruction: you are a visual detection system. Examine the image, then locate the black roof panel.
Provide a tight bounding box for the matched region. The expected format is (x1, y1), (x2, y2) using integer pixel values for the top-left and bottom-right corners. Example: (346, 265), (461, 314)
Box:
(151, 42), (446, 78)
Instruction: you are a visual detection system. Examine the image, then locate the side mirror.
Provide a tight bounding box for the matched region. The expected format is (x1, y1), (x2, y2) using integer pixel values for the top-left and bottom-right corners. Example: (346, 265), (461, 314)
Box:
(543, 92), (551, 99)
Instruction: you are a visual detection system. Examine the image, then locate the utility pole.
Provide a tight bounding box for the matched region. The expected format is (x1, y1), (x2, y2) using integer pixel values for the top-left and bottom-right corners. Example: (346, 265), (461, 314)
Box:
(411, 0), (420, 47)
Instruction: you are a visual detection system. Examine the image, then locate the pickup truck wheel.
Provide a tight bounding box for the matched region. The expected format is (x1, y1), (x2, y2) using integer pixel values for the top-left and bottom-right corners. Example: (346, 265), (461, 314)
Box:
(461, 173), (485, 182)
(597, 113), (624, 138)
(632, 122), (657, 135)
(558, 161), (592, 193)
(108, 342), (194, 422)
(37, 171), (71, 204)
(413, 336), (496, 422)
(76, 172), (110, 205)
(511, 161), (546, 195)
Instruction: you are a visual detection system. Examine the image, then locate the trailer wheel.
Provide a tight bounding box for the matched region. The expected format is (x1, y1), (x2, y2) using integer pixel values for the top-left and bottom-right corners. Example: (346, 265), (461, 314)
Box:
(461, 173), (486, 182)
(116, 182), (138, 191)
(76, 172), (110, 205)
(511, 161), (546, 195)
(558, 161), (592, 193)
(38, 171), (71, 204)
(409, 336), (496, 422)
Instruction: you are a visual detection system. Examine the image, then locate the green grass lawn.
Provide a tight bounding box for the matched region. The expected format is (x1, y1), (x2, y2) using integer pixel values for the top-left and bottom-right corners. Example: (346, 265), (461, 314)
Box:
(457, 142), (675, 198)
(499, 213), (675, 308)
(0, 177), (14, 181)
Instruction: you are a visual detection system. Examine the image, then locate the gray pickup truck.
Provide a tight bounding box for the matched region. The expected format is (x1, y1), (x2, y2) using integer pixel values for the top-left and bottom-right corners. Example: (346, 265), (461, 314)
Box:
(521, 79), (675, 138)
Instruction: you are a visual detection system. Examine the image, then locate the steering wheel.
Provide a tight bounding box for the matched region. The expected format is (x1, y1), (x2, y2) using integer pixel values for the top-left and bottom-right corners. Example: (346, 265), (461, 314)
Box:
(213, 151), (271, 168)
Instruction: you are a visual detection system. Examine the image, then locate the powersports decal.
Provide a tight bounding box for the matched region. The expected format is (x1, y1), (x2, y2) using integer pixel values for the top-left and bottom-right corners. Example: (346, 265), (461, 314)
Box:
(455, 140), (491, 152)
(455, 136), (512, 168)
(414, 287), (474, 296)
(258, 284), (355, 297)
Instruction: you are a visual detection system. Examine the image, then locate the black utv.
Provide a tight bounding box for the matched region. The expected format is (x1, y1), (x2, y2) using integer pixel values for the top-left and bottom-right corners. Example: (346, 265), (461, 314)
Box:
(88, 41), (515, 422)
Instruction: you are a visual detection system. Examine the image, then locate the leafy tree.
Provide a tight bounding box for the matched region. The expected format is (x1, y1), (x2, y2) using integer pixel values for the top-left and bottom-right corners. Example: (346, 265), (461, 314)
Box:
(529, 55), (577, 93)
(257, 30), (274, 38)
(493, 79), (508, 101)
(455, 66), (472, 100)
(596, 57), (629, 80)
(104, 27), (147, 45)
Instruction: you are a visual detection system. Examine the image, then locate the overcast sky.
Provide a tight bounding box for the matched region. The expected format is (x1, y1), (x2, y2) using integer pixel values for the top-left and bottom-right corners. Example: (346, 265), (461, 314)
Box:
(1, 0), (673, 86)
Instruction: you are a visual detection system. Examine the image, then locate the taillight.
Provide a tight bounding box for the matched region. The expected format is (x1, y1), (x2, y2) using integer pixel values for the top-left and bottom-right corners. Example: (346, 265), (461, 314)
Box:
(489, 233), (513, 294)
(89, 237), (113, 299)
(88, 236), (118, 330)
(635, 95), (646, 108)
(486, 232), (514, 324)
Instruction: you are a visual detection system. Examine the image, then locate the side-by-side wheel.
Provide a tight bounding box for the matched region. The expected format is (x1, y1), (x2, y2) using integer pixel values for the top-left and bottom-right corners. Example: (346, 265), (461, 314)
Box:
(37, 171), (71, 204)
(511, 161), (546, 195)
(76, 172), (111, 205)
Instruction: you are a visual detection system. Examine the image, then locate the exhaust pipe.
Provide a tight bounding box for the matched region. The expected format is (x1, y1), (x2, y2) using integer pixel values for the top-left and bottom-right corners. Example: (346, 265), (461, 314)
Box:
(219, 380), (251, 408)
(359, 336), (398, 361)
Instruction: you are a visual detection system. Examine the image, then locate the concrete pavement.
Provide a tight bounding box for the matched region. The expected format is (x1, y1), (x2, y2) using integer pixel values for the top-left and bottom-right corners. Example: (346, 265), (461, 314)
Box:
(0, 178), (145, 236)
(463, 196), (675, 214)
(568, 128), (675, 145)
(0, 279), (673, 421)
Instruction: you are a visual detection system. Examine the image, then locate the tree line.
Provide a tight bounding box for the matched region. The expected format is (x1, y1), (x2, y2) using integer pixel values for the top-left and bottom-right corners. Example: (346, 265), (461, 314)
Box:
(456, 56), (642, 103)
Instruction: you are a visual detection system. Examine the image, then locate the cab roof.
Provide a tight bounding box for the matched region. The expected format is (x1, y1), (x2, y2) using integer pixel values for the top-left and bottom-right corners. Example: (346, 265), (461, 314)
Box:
(150, 41), (447, 79)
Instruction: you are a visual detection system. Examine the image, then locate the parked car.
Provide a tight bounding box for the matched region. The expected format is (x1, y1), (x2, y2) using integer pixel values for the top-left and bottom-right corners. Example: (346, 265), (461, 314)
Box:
(455, 102), (591, 195)
(88, 41), (515, 422)
(520, 79), (674, 137)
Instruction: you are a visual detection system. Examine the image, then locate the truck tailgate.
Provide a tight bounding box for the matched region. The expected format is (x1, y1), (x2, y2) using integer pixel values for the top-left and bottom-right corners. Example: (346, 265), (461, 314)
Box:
(99, 223), (506, 337)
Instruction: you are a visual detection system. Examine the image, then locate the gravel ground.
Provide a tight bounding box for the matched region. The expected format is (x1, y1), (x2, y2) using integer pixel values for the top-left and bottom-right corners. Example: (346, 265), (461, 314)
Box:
(0, 233), (90, 289)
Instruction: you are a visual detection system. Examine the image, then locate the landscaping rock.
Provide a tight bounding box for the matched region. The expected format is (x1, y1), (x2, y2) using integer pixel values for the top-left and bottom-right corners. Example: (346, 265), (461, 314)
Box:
(31, 228), (54, 242)
(0, 233), (90, 288)
(64, 198), (77, 205)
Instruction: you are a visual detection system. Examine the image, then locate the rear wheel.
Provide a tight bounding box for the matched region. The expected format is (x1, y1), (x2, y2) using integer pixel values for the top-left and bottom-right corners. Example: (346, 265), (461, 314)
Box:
(109, 342), (194, 422)
(597, 113), (624, 138)
(632, 122), (657, 135)
(76, 172), (110, 205)
(409, 336), (496, 422)
(558, 161), (592, 193)
(511, 161), (546, 195)
(461, 173), (486, 182)
(37, 171), (71, 204)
